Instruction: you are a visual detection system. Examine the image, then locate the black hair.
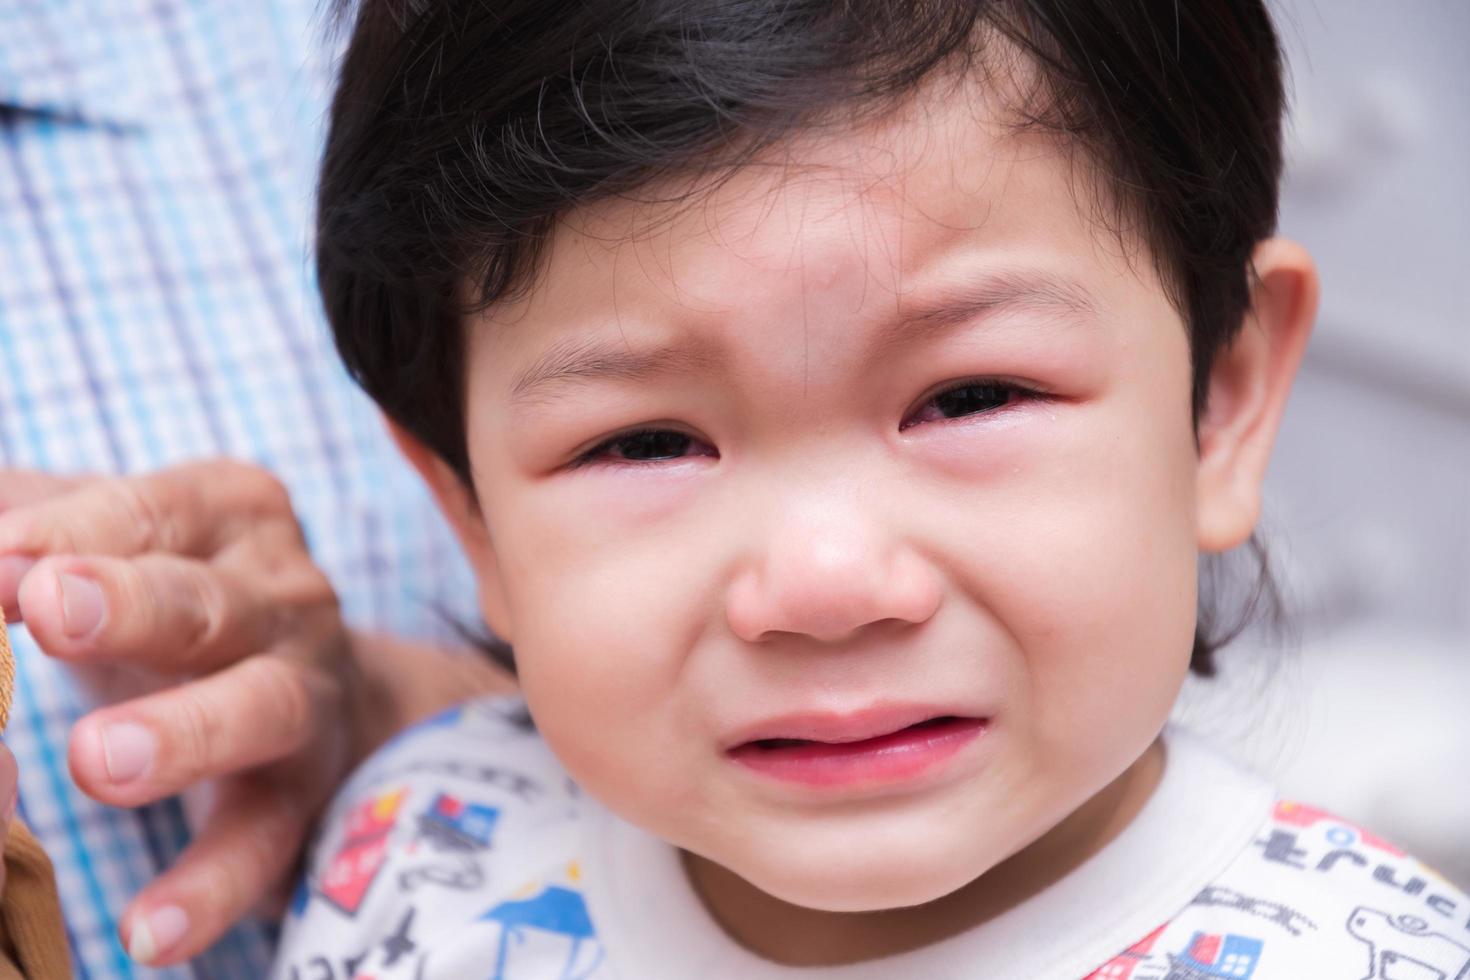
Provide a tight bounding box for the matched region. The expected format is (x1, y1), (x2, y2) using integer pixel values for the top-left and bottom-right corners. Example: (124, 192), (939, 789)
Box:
(318, 0), (1288, 676)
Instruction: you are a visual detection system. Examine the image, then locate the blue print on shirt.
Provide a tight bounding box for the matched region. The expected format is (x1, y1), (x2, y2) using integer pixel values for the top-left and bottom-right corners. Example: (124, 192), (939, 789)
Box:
(481, 884), (601, 980)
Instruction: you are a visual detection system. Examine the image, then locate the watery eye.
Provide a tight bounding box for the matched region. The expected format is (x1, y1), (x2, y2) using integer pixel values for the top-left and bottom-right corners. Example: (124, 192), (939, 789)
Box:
(579, 428), (714, 465)
(933, 383), (1013, 418)
(904, 381), (1026, 428)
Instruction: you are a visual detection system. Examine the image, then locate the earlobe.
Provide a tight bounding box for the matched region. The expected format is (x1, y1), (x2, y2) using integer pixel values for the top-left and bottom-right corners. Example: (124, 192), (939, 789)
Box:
(1196, 238), (1319, 552)
(383, 417), (516, 641)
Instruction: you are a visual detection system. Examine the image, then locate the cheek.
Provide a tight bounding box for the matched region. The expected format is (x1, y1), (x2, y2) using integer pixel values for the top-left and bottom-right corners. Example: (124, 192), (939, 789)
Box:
(485, 487), (715, 809)
(938, 365), (1200, 763)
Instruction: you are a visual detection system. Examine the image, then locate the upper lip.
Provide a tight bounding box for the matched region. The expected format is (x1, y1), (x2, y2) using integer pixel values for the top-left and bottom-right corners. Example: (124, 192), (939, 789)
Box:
(723, 703), (982, 750)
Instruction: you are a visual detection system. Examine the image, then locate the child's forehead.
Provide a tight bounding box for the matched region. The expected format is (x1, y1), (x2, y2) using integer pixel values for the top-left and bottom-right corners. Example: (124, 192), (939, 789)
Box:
(562, 72), (1069, 263)
(473, 70), (1164, 372)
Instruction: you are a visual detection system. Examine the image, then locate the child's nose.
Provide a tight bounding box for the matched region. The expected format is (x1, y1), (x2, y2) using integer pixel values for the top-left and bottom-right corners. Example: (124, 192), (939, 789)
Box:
(724, 496), (942, 645)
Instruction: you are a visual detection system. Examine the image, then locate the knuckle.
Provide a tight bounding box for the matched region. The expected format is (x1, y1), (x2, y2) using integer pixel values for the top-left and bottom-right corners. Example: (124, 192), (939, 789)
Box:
(234, 463), (294, 518)
(243, 532), (334, 610)
(246, 657), (316, 752)
(294, 564), (339, 611)
(167, 689), (224, 787)
(102, 561), (159, 644)
(110, 477), (173, 553)
(196, 817), (279, 924)
(177, 568), (230, 661)
(238, 789), (297, 874)
(213, 464), (312, 559)
(252, 522), (310, 572)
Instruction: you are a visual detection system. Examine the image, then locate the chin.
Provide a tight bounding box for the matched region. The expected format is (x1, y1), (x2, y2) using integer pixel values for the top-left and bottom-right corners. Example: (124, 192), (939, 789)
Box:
(727, 832), (993, 913)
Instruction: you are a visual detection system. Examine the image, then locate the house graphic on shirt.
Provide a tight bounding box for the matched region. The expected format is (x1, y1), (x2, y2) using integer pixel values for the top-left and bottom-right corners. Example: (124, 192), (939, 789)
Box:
(1164, 931), (1263, 980)
(415, 792), (500, 852)
(480, 875), (603, 980)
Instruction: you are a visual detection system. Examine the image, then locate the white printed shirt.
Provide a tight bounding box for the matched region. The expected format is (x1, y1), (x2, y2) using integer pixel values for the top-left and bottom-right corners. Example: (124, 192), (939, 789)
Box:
(274, 699), (1470, 980)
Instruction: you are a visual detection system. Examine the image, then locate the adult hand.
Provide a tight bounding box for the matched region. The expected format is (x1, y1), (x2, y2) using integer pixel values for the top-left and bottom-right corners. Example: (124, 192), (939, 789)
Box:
(0, 460), (511, 965)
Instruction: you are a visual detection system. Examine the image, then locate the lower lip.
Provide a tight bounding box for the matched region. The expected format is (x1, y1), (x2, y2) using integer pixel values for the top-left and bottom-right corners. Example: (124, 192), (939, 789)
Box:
(727, 717), (986, 789)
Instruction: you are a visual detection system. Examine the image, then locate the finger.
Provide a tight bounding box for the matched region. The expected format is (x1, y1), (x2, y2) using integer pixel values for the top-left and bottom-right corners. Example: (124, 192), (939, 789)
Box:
(0, 458), (296, 562)
(16, 553), (307, 670)
(1, 471), (90, 614)
(68, 652), (342, 809)
(0, 556), (32, 622)
(0, 469), (88, 512)
(121, 775), (309, 966)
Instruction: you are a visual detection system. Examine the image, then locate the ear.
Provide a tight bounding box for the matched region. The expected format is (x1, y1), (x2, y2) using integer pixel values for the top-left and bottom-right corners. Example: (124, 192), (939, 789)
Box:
(1196, 238), (1320, 553)
(385, 418), (516, 642)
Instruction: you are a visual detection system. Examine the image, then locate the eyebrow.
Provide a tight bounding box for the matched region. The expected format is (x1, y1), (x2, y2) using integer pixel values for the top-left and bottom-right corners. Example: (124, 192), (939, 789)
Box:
(865, 268), (1102, 362)
(508, 269), (1100, 405)
(509, 335), (719, 406)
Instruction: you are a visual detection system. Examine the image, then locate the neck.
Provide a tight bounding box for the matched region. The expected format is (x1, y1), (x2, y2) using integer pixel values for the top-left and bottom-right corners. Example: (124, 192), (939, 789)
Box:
(682, 738), (1166, 967)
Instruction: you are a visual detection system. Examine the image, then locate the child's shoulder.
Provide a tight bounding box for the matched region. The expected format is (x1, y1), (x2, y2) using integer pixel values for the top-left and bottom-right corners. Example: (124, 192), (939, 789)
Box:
(344, 695), (554, 795)
(271, 696), (611, 980)
(1088, 798), (1470, 980)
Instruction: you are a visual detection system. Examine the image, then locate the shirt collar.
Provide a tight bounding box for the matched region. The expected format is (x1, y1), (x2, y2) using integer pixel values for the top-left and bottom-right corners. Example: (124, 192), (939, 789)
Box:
(0, 1), (171, 127)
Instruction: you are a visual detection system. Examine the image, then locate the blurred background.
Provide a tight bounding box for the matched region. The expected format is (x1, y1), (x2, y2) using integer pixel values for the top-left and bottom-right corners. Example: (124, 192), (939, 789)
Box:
(1174, 0), (1470, 889)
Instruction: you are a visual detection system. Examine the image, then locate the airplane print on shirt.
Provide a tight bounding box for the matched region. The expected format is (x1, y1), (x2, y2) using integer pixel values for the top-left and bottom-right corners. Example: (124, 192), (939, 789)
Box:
(274, 702), (613, 980)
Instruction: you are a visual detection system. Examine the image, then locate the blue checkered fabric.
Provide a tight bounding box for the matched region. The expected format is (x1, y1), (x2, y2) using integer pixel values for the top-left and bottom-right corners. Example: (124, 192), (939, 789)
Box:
(0, 1), (477, 976)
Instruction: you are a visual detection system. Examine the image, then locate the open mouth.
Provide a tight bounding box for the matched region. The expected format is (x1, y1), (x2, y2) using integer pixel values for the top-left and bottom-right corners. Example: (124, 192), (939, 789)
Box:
(728, 715), (986, 788)
(740, 715), (978, 753)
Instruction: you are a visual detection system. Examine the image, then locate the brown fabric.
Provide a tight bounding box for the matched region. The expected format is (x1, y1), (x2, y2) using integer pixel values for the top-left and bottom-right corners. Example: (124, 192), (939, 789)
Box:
(0, 609), (12, 731)
(0, 613), (74, 979)
(0, 821), (71, 980)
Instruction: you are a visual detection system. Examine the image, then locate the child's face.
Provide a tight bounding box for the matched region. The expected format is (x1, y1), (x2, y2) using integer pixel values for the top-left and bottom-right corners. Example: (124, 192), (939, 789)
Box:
(414, 77), (1309, 920)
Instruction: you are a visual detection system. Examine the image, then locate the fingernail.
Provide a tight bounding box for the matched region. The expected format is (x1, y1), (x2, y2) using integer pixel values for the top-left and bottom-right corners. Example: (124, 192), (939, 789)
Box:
(101, 722), (155, 784)
(0, 555), (35, 600)
(58, 571), (105, 638)
(128, 904), (188, 964)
